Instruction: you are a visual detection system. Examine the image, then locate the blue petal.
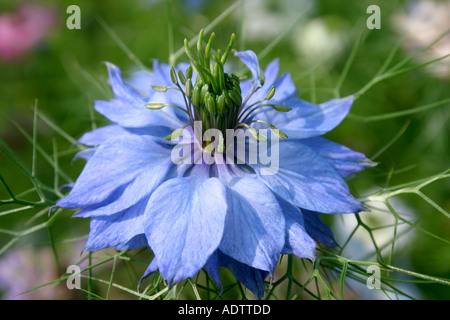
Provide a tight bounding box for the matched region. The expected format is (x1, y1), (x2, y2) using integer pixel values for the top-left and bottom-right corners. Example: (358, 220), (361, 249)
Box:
(235, 50), (262, 89)
(73, 158), (173, 218)
(57, 135), (172, 209)
(148, 61), (193, 116)
(220, 254), (268, 300)
(253, 96), (354, 139)
(73, 148), (96, 161)
(106, 62), (140, 100)
(125, 61), (191, 101)
(204, 250), (268, 299)
(244, 59), (297, 107)
(242, 58), (279, 104)
(270, 72), (297, 102)
(59, 183), (74, 192)
(218, 177), (285, 273)
(83, 199), (148, 251)
(78, 125), (131, 146)
(144, 166), (228, 285)
(94, 99), (184, 129)
(302, 209), (337, 247)
(97, 62), (188, 130)
(277, 195), (316, 260)
(124, 69), (154, 97)
(203, 251), (223, 291)
(79, 125), (172, 145)
(139, 256), (159, 289)
(251, 140), (364, 214)
(105, 62), (143, 102)
(300, 137), (376, 178)
(150, 60), (188, 88)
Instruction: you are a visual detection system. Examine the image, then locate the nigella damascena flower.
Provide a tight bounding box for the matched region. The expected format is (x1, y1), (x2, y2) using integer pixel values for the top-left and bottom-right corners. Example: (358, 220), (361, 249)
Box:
(57, 31), (374, 298)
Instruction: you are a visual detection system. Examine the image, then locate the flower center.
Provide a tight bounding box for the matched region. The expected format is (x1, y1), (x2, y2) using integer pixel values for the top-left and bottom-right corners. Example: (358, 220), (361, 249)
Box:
(191, 70), (242, 133)
(146, 30), (291, 148)
(184, 31), (243, 136)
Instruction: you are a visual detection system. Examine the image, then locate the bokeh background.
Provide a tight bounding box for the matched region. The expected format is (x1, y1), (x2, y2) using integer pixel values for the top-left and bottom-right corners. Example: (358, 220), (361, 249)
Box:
(0, 0), (449, 300)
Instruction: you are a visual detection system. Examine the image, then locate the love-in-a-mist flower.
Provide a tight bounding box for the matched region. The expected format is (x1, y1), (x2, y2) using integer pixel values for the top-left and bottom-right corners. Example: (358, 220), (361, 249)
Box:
(57, 31), (374, 298)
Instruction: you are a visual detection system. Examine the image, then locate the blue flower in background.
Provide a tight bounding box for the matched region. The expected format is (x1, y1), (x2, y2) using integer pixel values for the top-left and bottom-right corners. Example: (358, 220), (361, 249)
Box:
(57, 32), (374, 298)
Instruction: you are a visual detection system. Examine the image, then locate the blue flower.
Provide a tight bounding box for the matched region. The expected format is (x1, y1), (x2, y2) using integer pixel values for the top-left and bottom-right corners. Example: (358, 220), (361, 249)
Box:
(57, 32), (374, 298)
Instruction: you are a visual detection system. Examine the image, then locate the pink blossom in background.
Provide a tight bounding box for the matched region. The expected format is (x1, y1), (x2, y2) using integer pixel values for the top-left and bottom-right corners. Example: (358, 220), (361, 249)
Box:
(0, 2), (58, 62)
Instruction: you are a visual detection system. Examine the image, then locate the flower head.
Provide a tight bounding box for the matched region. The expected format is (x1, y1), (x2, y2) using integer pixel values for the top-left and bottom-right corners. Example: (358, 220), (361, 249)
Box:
(57, 31), (374, 298)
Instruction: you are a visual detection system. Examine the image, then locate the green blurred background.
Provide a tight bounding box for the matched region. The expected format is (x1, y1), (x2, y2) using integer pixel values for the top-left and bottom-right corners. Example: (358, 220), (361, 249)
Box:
(0, 0), (449, 299)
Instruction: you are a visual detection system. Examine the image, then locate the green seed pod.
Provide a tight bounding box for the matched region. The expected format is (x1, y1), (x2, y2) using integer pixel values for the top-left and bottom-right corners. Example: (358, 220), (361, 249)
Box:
(265, 86), (276, 101)
(186, 66), (193, 80)
(151, 85), (169, 92)
(231, 74), (240, 82)
(194, 75), (203, 89)
(216, 94), (225, 113)
(213, 63), (222, 91)
(192, 85), (201, 106)
(202, 111), (208, 129)
(200, 84), (209, 105)
(222, 90), (232, 107)
(178, 69), (187, 85)
(170, 67), (178, 85)
(228, 88), (242, 106)
(145, 102), (165, 109)
(206, 94), (216, 113)
(231, 81), (241, 94)
(185, 79), (193, 98)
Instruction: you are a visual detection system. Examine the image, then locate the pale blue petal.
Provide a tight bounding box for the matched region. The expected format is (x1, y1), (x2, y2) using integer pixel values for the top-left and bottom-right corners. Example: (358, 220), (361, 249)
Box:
(221, 258), (267, 300)
(235, 50), (262, 89)
(139, 257), (159, 289)
(150, 60), (172, 87)
(277, 196), (316, 260)
(253, 96), (354, 139)
(105, 62), (143, 101)
(79, 125), (171, 145)
(148, 61), (193, 119)
(238, 79), (252, 105)
(59, 183), (74, 192)
(73, 148), (96, 161)
(218, 177), (285, 273)
(245, 59), (297, 107)
(94, 99), (184, 129)
(96, 62), (188, 130)
(57, 135), (172, 209)
(270, 72), (297, 102)
(146, 90), (190, 125)
(144, 166), (228, 285)
(300, 137), (376, 178)
(74, 159), (173, 218)
(244, 58), (280, 104)
(83, 199), (148, 251)
(124, 69), (154, 97)
(150, 61), (191, 86)
(203, 251), (222, 291)
(251, 140), (364, 214)
(78, 125), (131, 146)
(302, 209), (337, 247)
(148, 61), (186, 109)
(125, 61), (191, 101)
(204, 250), (268, 299)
